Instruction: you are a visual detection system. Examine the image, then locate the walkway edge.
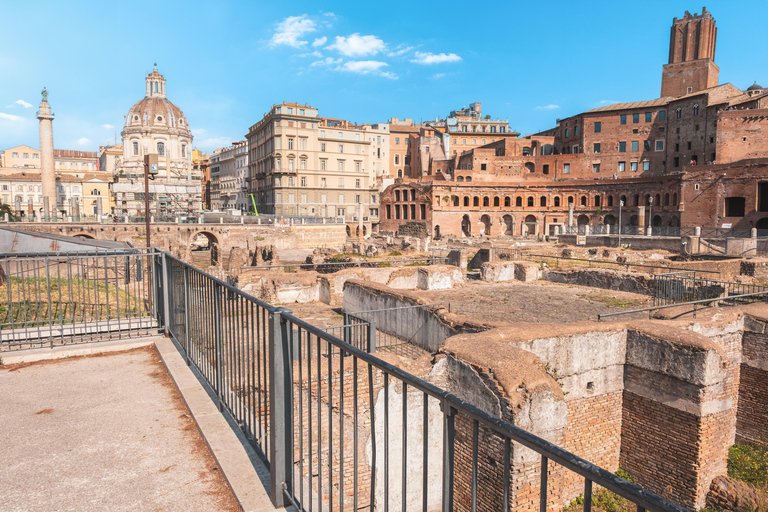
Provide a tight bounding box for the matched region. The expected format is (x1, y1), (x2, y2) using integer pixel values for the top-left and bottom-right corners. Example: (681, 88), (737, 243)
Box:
(154, 337), (282, 512)
(0, 337), (157, 365)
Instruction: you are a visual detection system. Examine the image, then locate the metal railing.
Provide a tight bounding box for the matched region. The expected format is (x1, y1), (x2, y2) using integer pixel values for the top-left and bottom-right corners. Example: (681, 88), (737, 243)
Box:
(653, 273), (768, 307)
(598, 290), (768, 321)
(522, 254), (721, 277)
(0, 249), (158, 350)
(155, 250), (688, 512)
(252, 255), (449, 273)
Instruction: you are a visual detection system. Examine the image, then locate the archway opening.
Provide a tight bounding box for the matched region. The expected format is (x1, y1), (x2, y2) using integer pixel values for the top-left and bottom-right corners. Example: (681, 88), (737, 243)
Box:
(652, 215), (662, 227)
(480, 214), (491, 237)
(503, 214), (513, 236)
(524, 214), (537, 236)
(461, 215), (471, 237)
(190, 231), (220, 267)
(604, 215), (616, 226)
(434, 225), (441, 240)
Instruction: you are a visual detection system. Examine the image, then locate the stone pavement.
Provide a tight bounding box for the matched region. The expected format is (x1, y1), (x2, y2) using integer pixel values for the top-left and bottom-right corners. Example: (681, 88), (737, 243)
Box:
(0, 346), (240, 512)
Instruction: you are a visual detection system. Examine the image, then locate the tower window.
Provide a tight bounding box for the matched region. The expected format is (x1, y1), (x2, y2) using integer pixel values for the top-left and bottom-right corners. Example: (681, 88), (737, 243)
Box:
(157, 142), (165, 156)
(133, 142), (139, 155)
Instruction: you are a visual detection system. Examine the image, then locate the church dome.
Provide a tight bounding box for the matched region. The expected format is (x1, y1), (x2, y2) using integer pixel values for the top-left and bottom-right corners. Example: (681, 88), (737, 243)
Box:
(123, 66), (189, 131)
(747, 82), (763, 91)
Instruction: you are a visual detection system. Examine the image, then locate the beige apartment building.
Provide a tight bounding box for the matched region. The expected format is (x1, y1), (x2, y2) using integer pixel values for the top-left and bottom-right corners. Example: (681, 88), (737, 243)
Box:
(1, 145), (100, 175)
(1, 171), (110, 217)
(246, 102), (380, 222)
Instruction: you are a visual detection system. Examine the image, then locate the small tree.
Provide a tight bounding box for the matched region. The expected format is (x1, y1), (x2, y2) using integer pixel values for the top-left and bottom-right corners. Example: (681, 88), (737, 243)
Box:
(0, 202), (17, 221)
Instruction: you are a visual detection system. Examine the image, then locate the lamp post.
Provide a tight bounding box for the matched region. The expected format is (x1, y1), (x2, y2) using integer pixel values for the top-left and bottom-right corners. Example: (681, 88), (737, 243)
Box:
(144, 154), (158, 248)
(618, 200), (623, 248)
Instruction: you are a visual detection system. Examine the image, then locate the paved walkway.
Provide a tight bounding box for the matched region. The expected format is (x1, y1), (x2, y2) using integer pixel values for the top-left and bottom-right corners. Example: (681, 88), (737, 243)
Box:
(0, 347), (240, 512)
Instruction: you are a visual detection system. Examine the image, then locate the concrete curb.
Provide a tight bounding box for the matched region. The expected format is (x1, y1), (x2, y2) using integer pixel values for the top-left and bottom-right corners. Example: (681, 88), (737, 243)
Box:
(0, 337), (157, 365)
(154, 337), (283, 512)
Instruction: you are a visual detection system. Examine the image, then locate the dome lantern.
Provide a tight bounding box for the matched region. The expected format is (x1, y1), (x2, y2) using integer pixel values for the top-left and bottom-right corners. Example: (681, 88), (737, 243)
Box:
(146, 65), (167, 99)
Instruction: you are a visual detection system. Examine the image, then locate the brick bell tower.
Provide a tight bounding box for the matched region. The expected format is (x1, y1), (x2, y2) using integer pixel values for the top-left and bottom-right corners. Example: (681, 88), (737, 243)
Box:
(660, 7), (719, 98)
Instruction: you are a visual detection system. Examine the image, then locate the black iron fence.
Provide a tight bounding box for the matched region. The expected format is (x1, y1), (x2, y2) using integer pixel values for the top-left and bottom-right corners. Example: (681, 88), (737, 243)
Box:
(155, 251), (687, 512)
(653, 272), (768, 307)
(0, 249), (157, 350)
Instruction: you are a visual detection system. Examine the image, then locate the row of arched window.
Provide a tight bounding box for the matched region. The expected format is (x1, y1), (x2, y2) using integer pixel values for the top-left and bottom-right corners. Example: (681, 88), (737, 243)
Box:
(433, 192), (679, 209)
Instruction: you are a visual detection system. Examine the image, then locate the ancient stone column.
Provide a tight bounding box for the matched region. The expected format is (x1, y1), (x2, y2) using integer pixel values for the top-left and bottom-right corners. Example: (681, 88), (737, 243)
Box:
(37, 88), (55, 219)
(637, 206), (646, 232)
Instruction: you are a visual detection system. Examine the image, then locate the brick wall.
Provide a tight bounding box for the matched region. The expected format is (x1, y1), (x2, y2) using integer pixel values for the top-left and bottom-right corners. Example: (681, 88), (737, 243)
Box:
(737, 328), (768, 445)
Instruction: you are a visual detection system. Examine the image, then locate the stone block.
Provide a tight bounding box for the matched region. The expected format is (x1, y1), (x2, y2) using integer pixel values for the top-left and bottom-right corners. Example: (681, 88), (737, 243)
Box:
(417, 265), (464, 290)
(514, 261), (540, 282)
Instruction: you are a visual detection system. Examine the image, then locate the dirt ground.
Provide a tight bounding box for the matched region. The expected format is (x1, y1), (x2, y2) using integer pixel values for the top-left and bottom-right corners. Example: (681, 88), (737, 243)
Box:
(417, 280), (653, 324)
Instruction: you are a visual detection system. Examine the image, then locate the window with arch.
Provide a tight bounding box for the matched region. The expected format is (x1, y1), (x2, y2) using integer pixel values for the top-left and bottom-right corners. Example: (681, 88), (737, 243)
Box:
(133, 142), (139, 155)
(493, 197), (500, 207)
(157, 142), (165, 156)
(540, 196), (547, 207)
(465, 176), (472, 182)
(473, 197), (480, 207)
(676, 108), (682, 119)
(664, 193), (670, 206)
(394, 154), (400, 165)
(483, 197), (489, 207)
(457, 176), (464, 182)
(568, 196), (574, 205)
(672, 193), (678, 205)
(594, 195), (601, 207)
(527, 196), (534, 207)
(693, 104), (699, 116)
(633, 194), (639, 206)
(453, 196), (459, 207)
(580, 196), (587, 206)
(554, 196), (561, 207)
(181, 144), (187, 158)
(655, 194), (661, 205)
(621, 195), (627, 206)
(91, 189), (100, 195)
(515, 197), (522, 207)
(464, 196), (470, 207)
(504, 196), (510, 207)
(607, 195), (613, 207)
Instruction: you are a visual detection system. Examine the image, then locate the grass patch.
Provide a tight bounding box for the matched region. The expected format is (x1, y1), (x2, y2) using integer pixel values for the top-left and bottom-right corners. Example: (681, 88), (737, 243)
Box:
(728, 443), (768, 489)
(578, 293), (645, 309)
(563, 470), (635, 512)
(389, 250), (402, 256)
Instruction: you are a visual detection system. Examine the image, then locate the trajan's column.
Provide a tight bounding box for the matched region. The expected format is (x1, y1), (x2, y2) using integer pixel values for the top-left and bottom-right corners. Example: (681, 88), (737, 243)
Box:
(37, 88), (56, 218)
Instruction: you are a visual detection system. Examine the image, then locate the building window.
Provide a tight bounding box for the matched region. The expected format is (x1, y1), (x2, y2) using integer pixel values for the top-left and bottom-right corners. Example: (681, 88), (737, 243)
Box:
(674, 157), (680, 167)
(301, 177), (306, 187)
(542, 164), (549, 175)
(288, 176), (294, 187)
(289, 139), (295, 150)
(645, 112), (652, 122)
(157, 142), (165, 156)
(288, 158), (294, 171)
(593, 163), (600, 173)
(515, 197), (522, 207)
(355, 179), (360, 189)
(300, 139), (307, 150)
(620, 114), (627, 125)
(321, 160), (327, 171)
(619, 162), (626, 172)
(339, 145), (344, 153)
(133, 142), (139, 155)
(676, 108), (682, 119)
(693, 104), (699, 116)
(643, 161), (650, 171)
(181, 144), (186, 157)
(725, 197), (745, 217)
(580, 196), (587, 206)
(619, 141), (626, 152)
(321, 143), (326, 152)
(462, 138), (467, 144)
(594, 122), (601, 133)
(593, 143), (601, 153)
(565, 128), (569, 138)
(655, 140), (664, 151)
(563, 163), (570, 174)
(338, 132), (343, 139)
(321, 177), (326, 188)
(659, 110), (666, 121)
(631, 162), (638, 172)
(320, 130), (325, 138)
(338, 161), (345, 171)
(631, 141), (639, 152)
(633, 113), (639, 123)
(355, 162), (361, 172)
(338, 178), (344, 187)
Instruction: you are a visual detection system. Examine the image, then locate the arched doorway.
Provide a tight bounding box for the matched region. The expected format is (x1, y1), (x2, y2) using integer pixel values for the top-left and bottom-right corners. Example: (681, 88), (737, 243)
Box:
(524, 214), (537, 236)
(461, 215), (471, 237)
(434, 225), (441, 239)
(577, 214), (590, 226)
(346, 225), (352, 237)
(190, 231), (220, 267)
(652, 215), (662, 227)
(603, 215), (616, 227)
(480, 214), (491, 237)
(756, 217), (768, 231)
(502, 214), (513, 236)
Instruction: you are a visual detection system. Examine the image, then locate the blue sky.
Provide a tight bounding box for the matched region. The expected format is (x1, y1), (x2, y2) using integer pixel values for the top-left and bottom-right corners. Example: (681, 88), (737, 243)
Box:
(1, 0), (766, 153)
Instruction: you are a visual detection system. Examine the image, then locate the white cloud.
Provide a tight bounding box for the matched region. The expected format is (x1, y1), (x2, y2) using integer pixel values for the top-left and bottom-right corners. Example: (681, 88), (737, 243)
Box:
(297, 50), (323, 58)
(431, 73), (446, 80)
(76, 137), (92, 146)
(598, 99), (619, 105)
(102, 124), (114, 129)
(410, 51), (461, 65)
(387, 45), (413, 57)
(380, 71), (399, 80)
(191, 128), (207, 136)
(339, 60), (388, 74)
(198, 136), (234, 150)
(311, 57), (342, 67)
(0, 112), (22, 121)
(535, 104), (560, 110)
(328, 34), (385, 57)
(15, 99), (32, 108)
(312, 36), (327, 47)
(270, 15), (316, 48)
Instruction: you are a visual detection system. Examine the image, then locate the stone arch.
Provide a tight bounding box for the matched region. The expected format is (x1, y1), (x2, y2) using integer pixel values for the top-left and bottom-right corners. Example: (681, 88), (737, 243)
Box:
(524, 214), (537, 236)
(554, 196), (561, 207)
(473, 197), (480, 207)
(577, 214), (590, 226)
(604, 214), (616, 226)
(515, 197), (522, 207)
(493, 196), (500, 207)
(525, 162), (535, 173)
(483, 196), (490, 207)
(71, 232), (96, 239)
(346, 225), (352, 237)
(652, 215), (662, 227)
(540, 196), (547, 207)
(480, 214), (491, 236)
(503, 214), (514, 235)
(463, 196), (470, 207)
(461, 215), (471, 237)
(756, 217), (768, 231)
(190, 231), (221, 266)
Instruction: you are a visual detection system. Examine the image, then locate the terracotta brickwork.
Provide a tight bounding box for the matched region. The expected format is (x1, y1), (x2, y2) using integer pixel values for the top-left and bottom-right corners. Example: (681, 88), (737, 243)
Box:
(737, 331), (768, 444)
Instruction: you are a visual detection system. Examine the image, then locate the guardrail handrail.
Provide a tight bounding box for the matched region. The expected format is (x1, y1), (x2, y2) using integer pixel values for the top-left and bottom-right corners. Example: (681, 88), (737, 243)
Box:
(598, 290), (768, 320)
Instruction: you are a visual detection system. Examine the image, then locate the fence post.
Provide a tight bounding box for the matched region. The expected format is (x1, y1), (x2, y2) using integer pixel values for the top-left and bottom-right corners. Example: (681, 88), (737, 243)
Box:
(343, 312), (351, 344)
(183, 264), (191, 365)
(213, 283), (224, 411)
(368, 318), (377, 353)
(268, 307), (294, 507)
(161, 252), (171, 335)
(442, 402), (456, 512)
